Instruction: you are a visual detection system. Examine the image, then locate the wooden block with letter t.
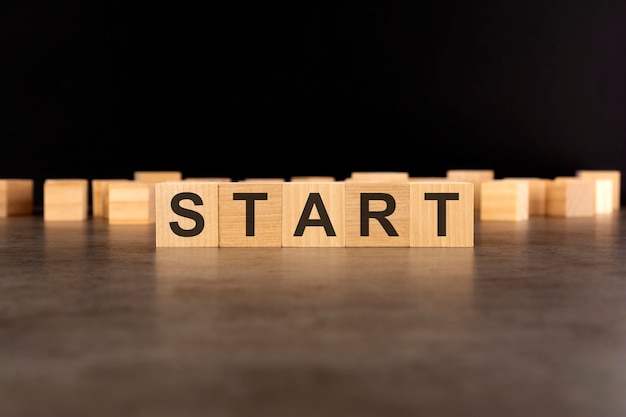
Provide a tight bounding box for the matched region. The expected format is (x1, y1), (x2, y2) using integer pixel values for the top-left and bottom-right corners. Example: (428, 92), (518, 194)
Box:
(155, 181), (219, 247)
(545, 178), (594, 217)
(409, 181), (474, 247)
(282, 182), (345, 247)
(345, 182), (410, 247)
(0, 179), (34, 217)
(480, 179), (529, 221)
(43, 179), (89, 221)
(218, 182), (282, 247)
(108, 181), (155, 224)
(576, 170), (621, 211)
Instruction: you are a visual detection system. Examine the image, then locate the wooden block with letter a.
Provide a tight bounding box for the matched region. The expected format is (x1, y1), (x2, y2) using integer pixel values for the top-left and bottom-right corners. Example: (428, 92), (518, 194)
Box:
(218, 182), (282, 247)
(43, 179), (89, 221)
(576, 170), (621, 211)
(446, 169), (494, 211)
(108, 181), (155, 224)
(155, 181), (219, 247)
(0, 179), (34, 217)
(480, 179), (529, 221)
(345, 182), (410, 247)
(409, 181), (474, 247)
(546, 178), (594, 217)
(282, 182), (345, 247)
(134, 171), (183, 183)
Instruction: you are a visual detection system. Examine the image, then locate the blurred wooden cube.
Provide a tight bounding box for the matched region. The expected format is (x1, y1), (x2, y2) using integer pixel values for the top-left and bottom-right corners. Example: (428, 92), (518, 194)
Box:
(480, 180), (529, 221)
(576, 170), (621, 211)
(546, 178), (595, 217)
(349, 171), (409, 183)
(409, 181), (474, 247)
(0, 179), (34, 217)
(290, 176), (336, 182)
(155, 181), (219, 247)
(282, 182), (345, 247)
(502, 177), (548, 216)
(184, 177), (232, 182)
(91, 179), (131, 218)
(108, 181), (155, 224)
(592, 179), (614, 214)
(446, 169), (494, 211)
(43, 179), (89, 221)
(345, 182), (410, 247)
(218, 182), (282, 247)
(134, 171), (183, 183)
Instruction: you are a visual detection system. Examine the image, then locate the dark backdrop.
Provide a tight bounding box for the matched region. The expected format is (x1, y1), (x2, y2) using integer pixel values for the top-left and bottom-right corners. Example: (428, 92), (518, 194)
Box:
(2, 1), (625, 205)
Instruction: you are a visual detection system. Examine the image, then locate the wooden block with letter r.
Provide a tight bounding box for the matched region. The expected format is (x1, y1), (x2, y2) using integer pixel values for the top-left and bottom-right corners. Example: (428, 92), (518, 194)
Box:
(282, 182), (345, 247)
(218, 182), (282, 247)
(480, 179), (529, 221)
(345, 182), (410, 247)
(0, 179), (34, 217)
(155, 181), (219, 247)
(108, 181), (155, 224)
(43, 179), (89, 221)
(409, 181), (474, 247)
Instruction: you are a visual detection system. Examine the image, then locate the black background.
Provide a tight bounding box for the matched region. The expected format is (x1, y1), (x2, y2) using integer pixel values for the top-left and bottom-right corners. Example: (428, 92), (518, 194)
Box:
(2, 1), (625, 205)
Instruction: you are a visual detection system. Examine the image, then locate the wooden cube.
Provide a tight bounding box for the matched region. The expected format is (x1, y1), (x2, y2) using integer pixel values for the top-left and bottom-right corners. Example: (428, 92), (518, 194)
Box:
(345, 182), (410, 247)
(155, 181), (219, 247)
(282, 182), (345, 247)
(108, 181), (155, 224)
(480, 180), (529, 221)
(446, 169), (494, 211)
(91, 179), (131, 218)
(502, 177), (548, 216)
(290, 176), (336, 182)
(349, 171), (409, 182)
(134, 171), (183, 183)
(0, 179), (34, 217)
(218, 182), (282, 247)
(576, 170), (621, 211)
(409, 181), (474, 247)
(593, 179), (614, 214)
(43, 179), (89, 221)
(546, 178), (595, 217)
(183, 177), (232, 182)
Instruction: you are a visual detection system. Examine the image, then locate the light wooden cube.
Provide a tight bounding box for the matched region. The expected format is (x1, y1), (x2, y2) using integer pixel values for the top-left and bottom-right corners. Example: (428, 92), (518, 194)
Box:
(345, 182), (410, 247)
(91, 179), (131, 218)
(184, 177), (232, 182)
(0, 179), (34, 217)
(593, 179), (614, 214)
(502, 177), (548, 216)
(43, 179), (89, 221)
(409, 181), (474, 247)
(241, 178), (286, 183)
(576, 170), (621, 211)
(282, 182), (345, 247)
(546, 178), (595, 217)
(155, 182), (219, 247)
(290, 176), (336, 182)
(480, 180), (529, 221)
(134, 171), (183, 183)
(446, 169), (494, 211)
(108, 181), (155, 224)
(218, 182), (282, 247)
(349, 171), (409, 183)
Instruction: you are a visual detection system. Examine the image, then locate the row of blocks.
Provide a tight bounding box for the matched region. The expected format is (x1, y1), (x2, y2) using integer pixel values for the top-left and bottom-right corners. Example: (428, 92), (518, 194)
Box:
(0, 170), (621, 246)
